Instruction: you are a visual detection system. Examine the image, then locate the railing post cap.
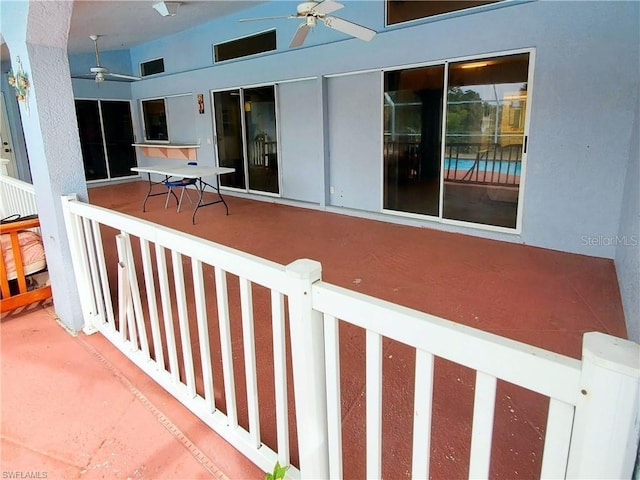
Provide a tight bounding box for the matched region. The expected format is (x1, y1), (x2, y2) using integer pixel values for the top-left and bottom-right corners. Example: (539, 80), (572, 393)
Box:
(286, 258), (322, 281)
(583, 332), (640, 378)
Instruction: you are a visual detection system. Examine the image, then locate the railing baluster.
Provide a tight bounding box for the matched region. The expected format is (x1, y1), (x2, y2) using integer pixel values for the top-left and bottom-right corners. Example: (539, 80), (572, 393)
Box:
(540, 398), (574, 479)
(271, 290), (290, 466)
(324, 314), (343, 479)
(155, 244), (179, 382)
(468, 371), (497, 479)
(412, 349), (434, 479)
(81, 217), (101, 321)
(124, 233), (150, 358)
(240, 276), (261, 448)
(172, 250), (196, 397)
(91, 220), (115, 330)
(115, 234), (136, 347)
(215, 266), (238, 428)
(193, 260), (215, 411)
(140, 239), (165, 368)
(366, 330), (382, 479)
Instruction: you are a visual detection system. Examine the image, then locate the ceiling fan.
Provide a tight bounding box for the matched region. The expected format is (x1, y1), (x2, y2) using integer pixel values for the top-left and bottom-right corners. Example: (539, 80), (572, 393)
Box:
(75, 35), (141, 83)
(239, 0), (376, 48)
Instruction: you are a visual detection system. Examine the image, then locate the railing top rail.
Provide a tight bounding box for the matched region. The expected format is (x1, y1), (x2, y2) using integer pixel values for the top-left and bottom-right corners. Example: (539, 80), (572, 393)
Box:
(312, 281), (581, 404)
(65, 197), (291, 292)
(0, 175), (35, 193)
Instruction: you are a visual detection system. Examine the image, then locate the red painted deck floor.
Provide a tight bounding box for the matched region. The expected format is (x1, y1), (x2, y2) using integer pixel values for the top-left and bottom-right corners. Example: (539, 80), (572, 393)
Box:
(1, 181), (628, 479)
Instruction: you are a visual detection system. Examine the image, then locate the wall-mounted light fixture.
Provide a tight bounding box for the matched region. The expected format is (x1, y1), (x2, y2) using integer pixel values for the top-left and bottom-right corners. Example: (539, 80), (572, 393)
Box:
(7, 56), (30, 113)
(153, 1), (181, 17)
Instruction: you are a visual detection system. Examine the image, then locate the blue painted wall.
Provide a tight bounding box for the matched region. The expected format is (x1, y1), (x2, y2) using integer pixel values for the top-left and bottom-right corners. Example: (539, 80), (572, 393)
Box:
(616, 93), (640, 343)
(23, 0), (640, 263)
(122, 0), (639, 261)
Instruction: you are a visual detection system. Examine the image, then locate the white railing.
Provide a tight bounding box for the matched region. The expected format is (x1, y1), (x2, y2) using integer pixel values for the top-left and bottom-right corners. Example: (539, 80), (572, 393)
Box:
(0, 175), (37, 219)
(60, 194), (640, 480)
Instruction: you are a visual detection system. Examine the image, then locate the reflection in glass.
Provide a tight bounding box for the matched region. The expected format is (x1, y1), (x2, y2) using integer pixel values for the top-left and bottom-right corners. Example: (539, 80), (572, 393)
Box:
(141, 99), (168, 141)
(101, 101), (136, 178)
(214, 90), (246, 189)
(383, 65), (444, 216)
(244, 86), (279, 194)
(75, 100), (107, 180)
(443, 53), (528, 228)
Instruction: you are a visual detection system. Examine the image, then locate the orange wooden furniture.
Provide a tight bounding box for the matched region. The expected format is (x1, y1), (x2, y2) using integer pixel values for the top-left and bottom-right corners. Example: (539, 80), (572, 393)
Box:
(0, 217), (52, 312)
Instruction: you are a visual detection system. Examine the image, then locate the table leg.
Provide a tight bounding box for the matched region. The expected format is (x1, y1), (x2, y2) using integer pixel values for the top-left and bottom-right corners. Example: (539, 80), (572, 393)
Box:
(141, 173), (179, 212)
(190, 176), (230, 224)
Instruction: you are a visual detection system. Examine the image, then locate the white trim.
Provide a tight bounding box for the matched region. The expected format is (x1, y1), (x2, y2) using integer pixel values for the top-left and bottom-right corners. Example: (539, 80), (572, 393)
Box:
(324, 68), (383, 79)
(515, 48), (536, 234)
(273, 83), (283, 196)
(164, 92), (193, 99)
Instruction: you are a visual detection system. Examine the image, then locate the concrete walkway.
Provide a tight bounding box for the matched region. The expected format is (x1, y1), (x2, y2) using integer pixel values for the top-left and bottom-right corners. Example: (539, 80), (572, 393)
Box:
(1, 305), (261, 479)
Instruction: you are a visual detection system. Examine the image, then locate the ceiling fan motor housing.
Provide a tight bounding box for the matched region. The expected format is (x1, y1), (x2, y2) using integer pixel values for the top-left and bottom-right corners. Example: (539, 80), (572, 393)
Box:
(297, 1), (319, 15)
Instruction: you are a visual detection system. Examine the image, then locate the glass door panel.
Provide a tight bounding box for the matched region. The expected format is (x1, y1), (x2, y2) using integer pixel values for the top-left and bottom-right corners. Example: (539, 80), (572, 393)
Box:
(75, 100), (107, 181)
(383, 65), (444, 216)
(101, 101), (137, 178)
(244, 86), (279, 194)
(213, 90), (246, 189)
(443, 53), (529, 228)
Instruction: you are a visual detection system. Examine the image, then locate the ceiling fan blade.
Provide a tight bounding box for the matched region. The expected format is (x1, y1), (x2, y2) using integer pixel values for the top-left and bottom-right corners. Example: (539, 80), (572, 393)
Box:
(323, 16), (376, 41)
(311, 0), (344, 16)
(290, 23), (311, 48)
(106, 73), (141, 81)
(71, 73), (96, 80)
(239, 14), (293, 22)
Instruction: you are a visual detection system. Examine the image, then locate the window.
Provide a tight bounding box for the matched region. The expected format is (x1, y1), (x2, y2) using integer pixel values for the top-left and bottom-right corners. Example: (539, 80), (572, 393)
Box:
(140, 58), (165, 77)
(387, 0), (500, 25)
(214, 30), (276, 63)
(141, 98), (168, 141)
(383, 52), (530, 230)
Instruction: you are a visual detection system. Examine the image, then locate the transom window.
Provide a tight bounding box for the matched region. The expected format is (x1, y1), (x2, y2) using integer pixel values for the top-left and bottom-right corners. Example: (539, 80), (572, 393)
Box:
(213, 30), (276, 63)
(387, 0), (501, 25)
(140, 58), (165, 77)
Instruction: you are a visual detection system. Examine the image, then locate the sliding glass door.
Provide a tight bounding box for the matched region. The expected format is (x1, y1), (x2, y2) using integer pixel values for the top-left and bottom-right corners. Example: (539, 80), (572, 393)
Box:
(213, 86), (279, 194)
(75, 99), (137, 181)
(383, 52), (529, 229)
(383, 65), (444, 216)
(443, 54), (528, 228)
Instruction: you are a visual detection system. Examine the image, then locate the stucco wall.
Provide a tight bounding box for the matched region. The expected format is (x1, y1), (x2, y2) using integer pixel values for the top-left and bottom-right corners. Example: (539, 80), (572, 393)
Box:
(616, 93), (640, 343)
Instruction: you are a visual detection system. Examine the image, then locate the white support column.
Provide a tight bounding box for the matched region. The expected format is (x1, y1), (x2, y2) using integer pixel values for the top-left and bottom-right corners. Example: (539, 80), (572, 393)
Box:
(566, 332), (640, 479)
(286, 259), (329, 480)
(2, 1), (87, 332)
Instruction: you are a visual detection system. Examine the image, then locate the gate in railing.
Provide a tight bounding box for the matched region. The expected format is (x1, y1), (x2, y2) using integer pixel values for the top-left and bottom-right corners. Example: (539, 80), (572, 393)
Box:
(61, 194), (639, 480)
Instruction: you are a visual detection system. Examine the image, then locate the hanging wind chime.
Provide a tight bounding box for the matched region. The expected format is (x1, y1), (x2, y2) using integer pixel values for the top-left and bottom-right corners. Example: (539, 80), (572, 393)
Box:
(7, 57), (30, 113)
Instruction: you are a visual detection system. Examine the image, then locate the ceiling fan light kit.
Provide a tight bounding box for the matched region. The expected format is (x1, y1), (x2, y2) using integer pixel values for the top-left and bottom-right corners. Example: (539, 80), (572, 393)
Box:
(239, 0), (376, 48)
(153, 1), (181, 17)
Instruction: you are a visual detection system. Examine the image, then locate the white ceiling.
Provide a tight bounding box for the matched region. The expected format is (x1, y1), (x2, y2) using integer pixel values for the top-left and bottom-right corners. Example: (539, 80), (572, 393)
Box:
(1, 0), (266, 57)
(68, 0), (266, 53)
